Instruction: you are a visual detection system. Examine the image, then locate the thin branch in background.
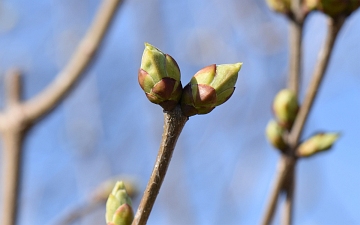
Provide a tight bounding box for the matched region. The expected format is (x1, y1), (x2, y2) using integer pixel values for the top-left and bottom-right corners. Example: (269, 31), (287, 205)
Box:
(0, 1), (122, 225)
(260, 155), (295, 225)
(132, 106), (188, 225)
(22, 0), (123, 124)
(0, 69), (24, 225)
(281, 162), (295, 225)
(50, 176), (138, 225)
(288, 19), (303, 95)
(288, 16), (345, 147)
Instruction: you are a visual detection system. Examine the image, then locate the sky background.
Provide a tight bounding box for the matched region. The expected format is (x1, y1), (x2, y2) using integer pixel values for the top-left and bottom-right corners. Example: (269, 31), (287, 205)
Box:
(0, 0), (359, 224)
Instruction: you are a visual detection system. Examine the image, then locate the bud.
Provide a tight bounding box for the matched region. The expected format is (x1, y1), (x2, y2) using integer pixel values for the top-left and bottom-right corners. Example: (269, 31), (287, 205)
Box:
(296, 132), (340, 157)
(138, 43), (182, 111)
(110, 204), (134, 225)
(106, 181), (134, 225)
(266, 120), (288, 151)
(272, 89), (298, 129)
(180, 63), (242, 117)
(266, 0), (291, 14)
(304, 0), (360, 17)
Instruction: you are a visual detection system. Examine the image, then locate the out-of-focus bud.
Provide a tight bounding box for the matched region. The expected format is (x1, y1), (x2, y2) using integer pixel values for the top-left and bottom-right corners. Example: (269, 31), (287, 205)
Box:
(266, 120), (288, 151)
(106, 181), (134, 225)
(273, 89), (298, 129)
(110, 204), (134, 225)
(180, 63), (242, 117)
(91, 176), (138, 202)
(266, 0), (291, 14)
(304, 0), (360, 17)
(138, 43), (182, 111)
(296, 132), (340, 157)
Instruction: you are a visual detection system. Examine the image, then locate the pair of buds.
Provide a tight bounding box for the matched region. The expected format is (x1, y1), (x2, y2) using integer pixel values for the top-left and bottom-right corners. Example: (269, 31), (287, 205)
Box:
(138, 43), (242, 117)
(266, 89), (340, 157)
(267, 0), (360, 18)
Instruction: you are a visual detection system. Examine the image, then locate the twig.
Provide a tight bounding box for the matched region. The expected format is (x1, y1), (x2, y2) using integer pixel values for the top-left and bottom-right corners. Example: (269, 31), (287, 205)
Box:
(288, 19), (303, 94)
(0, 70), (24, 225)
(260, 155), (295, 225)
(132, 106), (188, 225)
(288, 16), (345, 147)
(262, 15), (345, 225)
(22, 0), (123, 123)
(281, 162), (295, 225)
(0, 1), (122, 225)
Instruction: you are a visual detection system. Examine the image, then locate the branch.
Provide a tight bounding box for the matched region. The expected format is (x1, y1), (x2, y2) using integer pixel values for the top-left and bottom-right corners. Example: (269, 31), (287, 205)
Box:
(23, 0), (122, 123)
(132, 106), (188, 225)
(262, 15), (345, 225)
(0, 1), (122, 225)
(260, 156), (295, 225)
(288, 16), (345, 147)
(0, 70), (24, 225)
(288, 19), (303, 94)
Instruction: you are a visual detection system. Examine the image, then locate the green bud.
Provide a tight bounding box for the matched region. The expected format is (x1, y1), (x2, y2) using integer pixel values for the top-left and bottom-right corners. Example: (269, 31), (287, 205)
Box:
(272, 89), (298, 129)
(266, 0), (291, 13)
(304, 0), (360, 17)
(266, 120), (288, 151)
(138, 43), (182, 111)
(180, 63), (242, 117)
(296, 132), (340, 157)
(106, 181), (133, 225)
(111, 204), (134, 225)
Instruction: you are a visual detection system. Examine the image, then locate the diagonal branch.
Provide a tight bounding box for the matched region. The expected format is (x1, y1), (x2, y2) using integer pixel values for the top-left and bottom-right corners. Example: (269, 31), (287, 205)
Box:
(0, 1), (122, 225)
(23, 0), (123, 123)
(288, 16), (345, 147)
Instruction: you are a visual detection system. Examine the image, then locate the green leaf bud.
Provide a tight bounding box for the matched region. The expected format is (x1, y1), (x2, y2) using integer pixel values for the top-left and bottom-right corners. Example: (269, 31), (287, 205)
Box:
(296, 132), (340, 157)
(138, 43), (182, 111)
(106, 181), (133, 225)
(266, 0), (291, 14)
(111, 204), (134, 225)
(266, 120), (288, 151)
(304, 0), (360, 17)
(180, 63), (242, 117)
(272, 89), (298, 130)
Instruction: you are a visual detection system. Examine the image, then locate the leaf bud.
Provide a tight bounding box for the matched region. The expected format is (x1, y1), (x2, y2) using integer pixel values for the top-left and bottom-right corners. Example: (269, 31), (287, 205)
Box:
(296, 132), (340, 157)
(138, 43), (182, 111)
(272, 89), (298, 130)
(180, 63), (242, 117)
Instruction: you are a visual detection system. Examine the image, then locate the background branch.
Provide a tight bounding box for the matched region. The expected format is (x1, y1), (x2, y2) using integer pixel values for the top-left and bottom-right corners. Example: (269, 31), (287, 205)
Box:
(23, 0), (123, 123)
(288, 16), (345, 147)
(132, 106), (188, 225)
(0, 1), (122, 225)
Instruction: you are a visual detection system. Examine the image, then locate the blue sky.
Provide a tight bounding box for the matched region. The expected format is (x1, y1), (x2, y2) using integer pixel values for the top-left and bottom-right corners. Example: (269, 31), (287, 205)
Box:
(0, 0), (359, 224)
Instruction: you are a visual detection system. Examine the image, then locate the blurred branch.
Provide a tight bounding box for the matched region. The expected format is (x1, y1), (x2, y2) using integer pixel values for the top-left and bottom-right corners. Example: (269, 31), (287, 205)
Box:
(23, 0), (123, 123)
(288, 16), (345, 147)
(0, 1), (122, 225)
(132, 106), (188, 225)
(51, 176), (138, 225)
(260, 156), (295, 225)
(262, 8), (345, 225)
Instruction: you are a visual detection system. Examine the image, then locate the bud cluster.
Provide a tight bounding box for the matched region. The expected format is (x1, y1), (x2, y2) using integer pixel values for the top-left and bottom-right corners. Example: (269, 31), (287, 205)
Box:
(304, 0), (360, 17)
(138, 43), (242, 117)
(265, 89), (298, 151)
(266, 0), (360, 17)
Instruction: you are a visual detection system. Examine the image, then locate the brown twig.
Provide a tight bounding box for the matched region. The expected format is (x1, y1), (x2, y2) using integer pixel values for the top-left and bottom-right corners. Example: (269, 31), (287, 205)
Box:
(132, 106), (188, 225)
(22, 0), (123, 123)
(288, 16), (345, 147)
(0, 70), (25, 225)
(260, 155), (295, 225)
(288, 18), (303, 95)
(261, 15), (345, 225)
(0, 1), (122, 225)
